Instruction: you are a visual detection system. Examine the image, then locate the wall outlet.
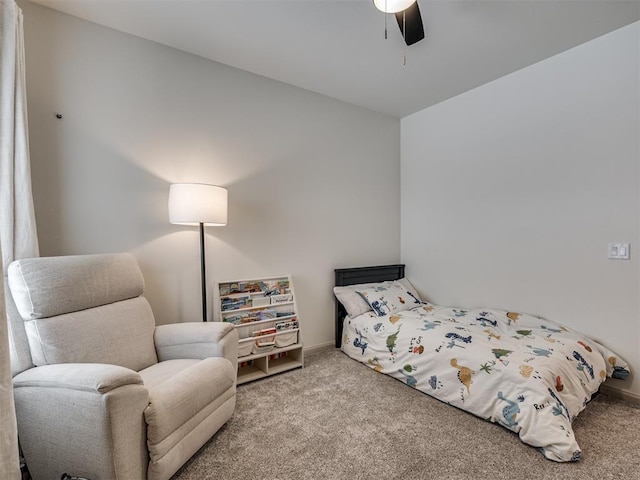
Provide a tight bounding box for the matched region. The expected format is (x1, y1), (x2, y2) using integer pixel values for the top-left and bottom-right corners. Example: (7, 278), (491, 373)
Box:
(608, 243), (630, 260)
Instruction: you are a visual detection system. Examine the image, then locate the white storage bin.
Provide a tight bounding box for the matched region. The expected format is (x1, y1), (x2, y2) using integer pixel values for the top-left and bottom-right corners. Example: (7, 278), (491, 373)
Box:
(275, 330), (298, 347)
(252, 341), (275, 355)
(238, 339), (254, 357)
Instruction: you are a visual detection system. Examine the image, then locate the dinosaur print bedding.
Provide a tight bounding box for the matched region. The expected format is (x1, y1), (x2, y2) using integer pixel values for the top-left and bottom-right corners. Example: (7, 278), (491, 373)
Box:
(341, 302), (630, 462)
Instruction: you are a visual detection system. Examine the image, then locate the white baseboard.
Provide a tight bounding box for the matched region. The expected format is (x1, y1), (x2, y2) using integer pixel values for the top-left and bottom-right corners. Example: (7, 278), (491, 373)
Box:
(600, 384), (640, 405)
(303, 341), (335, 355)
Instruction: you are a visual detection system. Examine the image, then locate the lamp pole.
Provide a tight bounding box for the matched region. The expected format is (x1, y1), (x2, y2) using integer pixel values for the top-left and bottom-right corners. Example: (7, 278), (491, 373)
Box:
(199, 222), (207, 322)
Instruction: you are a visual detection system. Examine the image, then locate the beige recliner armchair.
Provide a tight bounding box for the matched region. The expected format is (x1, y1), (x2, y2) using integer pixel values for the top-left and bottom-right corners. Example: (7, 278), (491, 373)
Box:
(7, 253), (238, 480)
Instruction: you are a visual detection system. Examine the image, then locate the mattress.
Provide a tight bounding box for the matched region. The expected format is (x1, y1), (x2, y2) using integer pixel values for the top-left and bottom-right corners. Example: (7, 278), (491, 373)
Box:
(341, 301), (629, 462)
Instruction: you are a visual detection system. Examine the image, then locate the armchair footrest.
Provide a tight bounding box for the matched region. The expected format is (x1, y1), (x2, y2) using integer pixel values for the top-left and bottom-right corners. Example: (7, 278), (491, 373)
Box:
(141, 357), (236, 447)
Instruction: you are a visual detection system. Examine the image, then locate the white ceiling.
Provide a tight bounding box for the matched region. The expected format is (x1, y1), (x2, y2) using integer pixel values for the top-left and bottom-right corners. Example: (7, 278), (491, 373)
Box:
(29, 0), (640, 118)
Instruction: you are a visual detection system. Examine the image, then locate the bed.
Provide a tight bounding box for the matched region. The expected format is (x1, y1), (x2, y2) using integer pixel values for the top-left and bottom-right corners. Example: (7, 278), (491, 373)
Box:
(334, 265), (630, 462)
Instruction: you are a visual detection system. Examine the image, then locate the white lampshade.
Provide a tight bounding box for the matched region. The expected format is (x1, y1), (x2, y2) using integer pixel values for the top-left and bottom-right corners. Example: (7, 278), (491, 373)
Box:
(373, 0), (416, 13)
(168, 183), (228, 226)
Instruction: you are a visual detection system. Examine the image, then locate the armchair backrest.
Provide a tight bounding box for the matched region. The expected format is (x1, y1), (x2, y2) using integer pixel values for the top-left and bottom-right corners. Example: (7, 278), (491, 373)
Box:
(8, 253), (158, 372)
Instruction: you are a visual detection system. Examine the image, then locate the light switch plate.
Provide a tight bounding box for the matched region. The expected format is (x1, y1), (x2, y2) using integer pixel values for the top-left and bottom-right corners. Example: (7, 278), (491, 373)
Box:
(608, 243), (630, 260)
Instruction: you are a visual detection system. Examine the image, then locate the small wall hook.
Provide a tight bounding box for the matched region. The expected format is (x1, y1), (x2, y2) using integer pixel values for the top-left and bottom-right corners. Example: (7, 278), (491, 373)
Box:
(55, 113), (63, 119)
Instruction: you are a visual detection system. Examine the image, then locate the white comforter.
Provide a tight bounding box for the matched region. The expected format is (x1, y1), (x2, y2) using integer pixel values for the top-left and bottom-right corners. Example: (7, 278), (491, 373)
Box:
(341, 303), (629, 461)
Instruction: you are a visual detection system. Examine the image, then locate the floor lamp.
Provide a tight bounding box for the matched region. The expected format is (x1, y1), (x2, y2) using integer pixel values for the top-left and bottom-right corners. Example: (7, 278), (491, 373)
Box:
(168, 183), (228, 322)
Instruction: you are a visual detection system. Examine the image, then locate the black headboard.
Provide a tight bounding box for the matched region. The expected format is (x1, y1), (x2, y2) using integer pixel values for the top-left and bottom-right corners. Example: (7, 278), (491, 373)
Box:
(334, 264), (405, 348)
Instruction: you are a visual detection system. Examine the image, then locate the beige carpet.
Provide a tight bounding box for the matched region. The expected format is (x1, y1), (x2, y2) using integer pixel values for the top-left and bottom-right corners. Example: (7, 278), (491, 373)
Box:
(173, 348), (640, 480)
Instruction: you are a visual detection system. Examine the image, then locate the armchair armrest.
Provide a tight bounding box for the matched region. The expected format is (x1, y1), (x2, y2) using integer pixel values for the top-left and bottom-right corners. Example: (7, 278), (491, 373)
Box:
(13, 363), (143, 392)
(154, 322), (239, 366)
(13, 363), (149, 480)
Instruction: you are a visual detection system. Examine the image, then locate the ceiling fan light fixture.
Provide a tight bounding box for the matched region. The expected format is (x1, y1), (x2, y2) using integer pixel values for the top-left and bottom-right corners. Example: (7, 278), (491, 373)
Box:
(373, 0), (416, 14)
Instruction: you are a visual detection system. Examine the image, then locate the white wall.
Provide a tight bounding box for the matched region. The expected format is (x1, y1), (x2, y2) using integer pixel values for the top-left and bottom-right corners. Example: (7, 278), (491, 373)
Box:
(401, 22), (640, 399)
(20, 0), (401, 349)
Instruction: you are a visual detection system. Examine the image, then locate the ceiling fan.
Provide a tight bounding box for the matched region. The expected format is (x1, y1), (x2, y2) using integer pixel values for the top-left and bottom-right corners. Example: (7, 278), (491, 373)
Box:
(373, 0), (425, 46)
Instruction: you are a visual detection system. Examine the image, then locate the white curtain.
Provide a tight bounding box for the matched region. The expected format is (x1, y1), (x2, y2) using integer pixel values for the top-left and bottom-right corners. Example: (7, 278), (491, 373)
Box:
(1, 0), (38, 478)
(0, 252), (19, 479)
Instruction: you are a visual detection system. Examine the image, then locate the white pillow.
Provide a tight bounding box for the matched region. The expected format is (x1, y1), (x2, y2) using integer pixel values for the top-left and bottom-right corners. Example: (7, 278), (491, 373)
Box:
(334, 278), (421, 318)
(396, 277), (421, 302)
(334, 281), (389, 318)
(356, 281), (421, 316)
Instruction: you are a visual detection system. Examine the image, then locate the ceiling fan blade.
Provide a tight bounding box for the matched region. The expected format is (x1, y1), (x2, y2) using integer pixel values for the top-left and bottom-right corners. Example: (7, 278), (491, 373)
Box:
(395, 2), (425, 46)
